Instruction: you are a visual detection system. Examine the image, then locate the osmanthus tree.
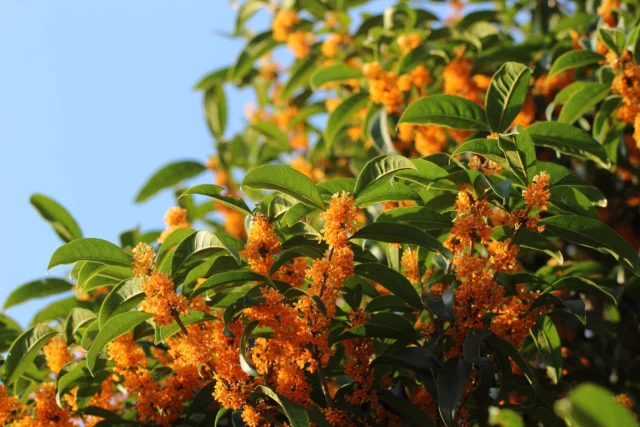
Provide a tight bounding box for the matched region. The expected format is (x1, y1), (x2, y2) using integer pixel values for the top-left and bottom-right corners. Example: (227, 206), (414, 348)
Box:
(2, 0), (640, 426)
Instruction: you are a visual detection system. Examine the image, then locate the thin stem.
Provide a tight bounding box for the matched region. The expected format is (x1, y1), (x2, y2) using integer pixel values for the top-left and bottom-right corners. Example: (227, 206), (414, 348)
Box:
(315, 351), (334, 408)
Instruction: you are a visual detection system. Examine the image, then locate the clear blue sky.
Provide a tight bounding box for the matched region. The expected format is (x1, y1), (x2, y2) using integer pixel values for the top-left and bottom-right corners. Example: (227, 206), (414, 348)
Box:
(0, 1), (259, 326)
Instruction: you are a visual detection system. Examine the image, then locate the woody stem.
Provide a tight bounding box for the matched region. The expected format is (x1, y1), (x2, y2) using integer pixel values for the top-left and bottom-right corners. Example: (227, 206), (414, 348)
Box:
(314, 351), (334, 408)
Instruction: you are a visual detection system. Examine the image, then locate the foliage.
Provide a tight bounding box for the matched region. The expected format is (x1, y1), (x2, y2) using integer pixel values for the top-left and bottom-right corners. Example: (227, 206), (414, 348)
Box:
(2, 0), (640, 426)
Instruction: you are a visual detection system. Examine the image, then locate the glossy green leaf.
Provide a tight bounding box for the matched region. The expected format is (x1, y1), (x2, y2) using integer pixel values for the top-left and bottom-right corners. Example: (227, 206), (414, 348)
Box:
(324, 92), (370, 149)
(353, 154), (417, 197)
(555, 383), (637, 427)
(541, 215), (640, 276)
(352, 222), (452, 261)
(526, 122), (610, 168)
(65, 308), (97, 343)
(204, 84), (227, 139)
(549, 50), (605, 78)
(192, 270), (270, 297)
(48, 238), (132, 270)
(597, 28), (625, 56)
(310, 63), (362, 89)
(438, 357), (472, 427)
(557, 83), (610, 125)
(30, 194), (82, 242)
(281, 55), (317, 99)
(485, 62), (532, 132)
(544, 276), (617, 306)
(3, 278), (73, 310)
(3, 325), (58, 385)
(376, 206), (452, 231)
(171, 230), (242, 274)
(180, 184), (252, 215)
(135, 160), (206, 203)
(379, 394), (435, 427)
(497, 126), (536, 184)
(98, 278), (144, 328)
(531, 315), (562, 384)
(355, 263), (422, 310)
(242, 165), (325, 209)
(253, 385), (310, 427)
(398, 94), (489, 130)
(452, 138), (507, 167)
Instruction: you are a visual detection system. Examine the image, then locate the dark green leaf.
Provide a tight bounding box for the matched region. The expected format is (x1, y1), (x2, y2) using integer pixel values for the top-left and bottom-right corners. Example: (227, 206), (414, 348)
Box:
(242, 165), (325, 210)
(324, 92), (370, 150)
(180, 184), (251, 215)
(531, 315), (562, 384)
(310, 63), (362, 89)
(355, 263), (423, 310)
(48, 238), (132, 270)
(3, 325), (58, 385)
(3, 278), (73, 310)
(399, 94), (489, 130)
(353, 154), (417, 197)
(438, 357), (472, 427)
(549, 50), (605, 78)
(485, 62), (532, 132)
(135, 161), (206, 203)
(30, 194), (82, 242)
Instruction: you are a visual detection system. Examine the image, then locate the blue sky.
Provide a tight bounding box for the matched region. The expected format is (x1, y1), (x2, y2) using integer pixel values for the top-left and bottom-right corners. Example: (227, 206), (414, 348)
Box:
(0, 1), (259, 326)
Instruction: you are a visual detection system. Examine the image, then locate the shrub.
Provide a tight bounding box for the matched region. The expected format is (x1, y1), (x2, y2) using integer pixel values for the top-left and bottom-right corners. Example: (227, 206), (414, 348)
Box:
(1, 1), (640, 426)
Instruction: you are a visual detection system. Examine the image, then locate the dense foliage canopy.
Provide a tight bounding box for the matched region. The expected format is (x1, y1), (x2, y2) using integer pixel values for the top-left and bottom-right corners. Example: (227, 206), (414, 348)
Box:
(1, 0), (640, 426)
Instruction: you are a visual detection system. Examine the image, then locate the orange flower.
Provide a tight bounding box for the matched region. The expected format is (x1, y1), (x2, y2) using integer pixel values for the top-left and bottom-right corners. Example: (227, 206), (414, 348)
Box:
(0, 384), (22, 425)
(132, 242), (155, 277)
(402, 247), (420, 284)
(522, 171), (551, 211)
(107, 332), (146, 372)
(43, 336), (73, 375)
(272, 8), (299, 42)
(158, 206), (191, 243)
(242, 214), (281, 276)
(140, 272), (188, 326)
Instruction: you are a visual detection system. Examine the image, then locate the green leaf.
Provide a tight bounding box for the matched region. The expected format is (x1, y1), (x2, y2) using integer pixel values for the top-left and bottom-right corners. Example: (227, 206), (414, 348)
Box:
(3, 278), (73, 310)
(192, 270), (270, 297)
(376, 206), (452, 231)
(98, 278), (144, 328)
(30, 297), (82, 326)
(204, 84), (227, 139)
(269, 246), (323, 277)
(597, 28), (625, 56)
(281, 55), (317, 99)
(485, 62), (532, 133)
(324, 92), (370, 150)
(438, 357), (472, 427)
(3, 325), (58, 385)
(541, 215), (640, 276)
(526, 122), (610, 168)
(156, 228), (196, 272)
(531, 315), (562, 384)
(64, 308), (97, 343)
(353, 154), (417, 197)
(242, 165), (325, 210)
(549, 50), (605, 78)
(544, 276), (617, 306)
(486, 335), (536, 387)
(240, 320), (261, 376)
(354, 263), (423, 310)
(398, 94), (489, 130)
(452, 138), (507, 167)
(310, 63), (362, 89)
(558, 83), (610, 125)
(351, 222), (452, 261)
(171, 230), (242, 275)
(488, 407), (524, 427)
(253, 385), (310, 427)
(354, 178), (421, 207)
(250, 121), (290, 152)
(86, 311), (153, 374)
(371, 346), (439, 371)
(379, 394), (435, 427)
(180, 184), (251, 215)
(497, 127), (536, 184)
(30, 194), (82, 242)
(48, 238), (132, 270)
(134, 160), (206, 203)
(549, 186), (599, 219)
(555, 383), (637, 427)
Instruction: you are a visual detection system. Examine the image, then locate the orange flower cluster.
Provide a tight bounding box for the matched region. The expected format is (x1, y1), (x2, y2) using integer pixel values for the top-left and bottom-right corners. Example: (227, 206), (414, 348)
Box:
(107, 332), (202, 426)
(12, 384), (73, 427)
(443, 57), (483, 105)
(533, 70), (574, 101)
(141, 271), (189, 326)
(398, 122), (448, 156)
(522, 171), (551, 211)
(442, 184), (547, 353)
(272, 8), (314, 58)
(0, 385), (21, 425)
(158, 206), (191, 243)
(397, 33), (422, 54)
(322, 33), (352, 58)
(616, 394), (637, 419)
(134, 242), (189, 325)
(402, 247), (420, 284)
(610, 51), (640, 147)
(42, 336), (73, 375)
(343, 309), (375, 405)
(468, 155), (502, 175)
(242, 213), (282, 275)
(363, 62), (406, 112)
(598, 0), (621, 26)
